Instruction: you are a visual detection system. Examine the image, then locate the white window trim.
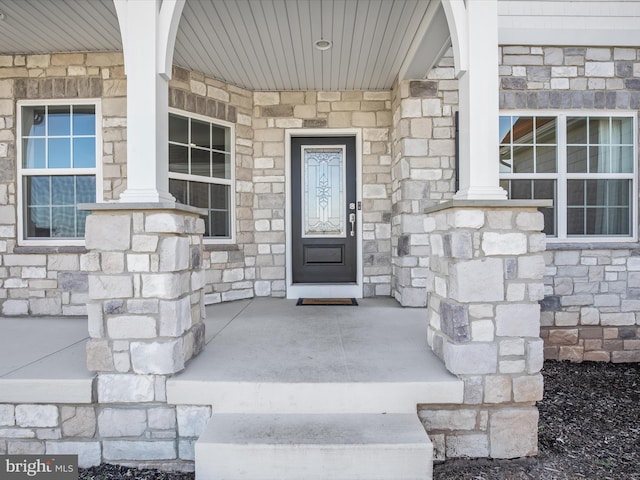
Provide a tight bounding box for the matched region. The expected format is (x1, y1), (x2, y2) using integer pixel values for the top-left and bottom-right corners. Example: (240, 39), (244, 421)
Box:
(17, 99), (103, 247)
(168, 108), (236, 244)
(499, 110), (638, 243)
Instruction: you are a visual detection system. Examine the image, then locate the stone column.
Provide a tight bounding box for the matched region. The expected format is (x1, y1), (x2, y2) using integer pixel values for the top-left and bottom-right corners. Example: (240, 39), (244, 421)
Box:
(390, 75), (457, 307)
(82, 204), (206, 381)
(424, 200), (549, 458)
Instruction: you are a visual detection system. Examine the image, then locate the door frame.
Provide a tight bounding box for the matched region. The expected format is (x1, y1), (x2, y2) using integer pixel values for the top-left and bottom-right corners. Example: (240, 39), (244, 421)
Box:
(285, 128), (363, 299)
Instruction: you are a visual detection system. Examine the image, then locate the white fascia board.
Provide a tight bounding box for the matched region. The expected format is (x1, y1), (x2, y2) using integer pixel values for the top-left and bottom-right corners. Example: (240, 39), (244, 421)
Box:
(499, 28), (640, 47)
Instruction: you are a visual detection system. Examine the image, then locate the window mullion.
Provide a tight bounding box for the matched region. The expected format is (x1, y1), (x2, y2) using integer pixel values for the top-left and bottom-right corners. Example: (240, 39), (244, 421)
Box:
(73, 177), (78, 236)
(557, 114), (568, 239)
(44, 105), (49, 169)
(635, 115), (639, 240)
(188, 118), (192, 176)
(48, 176), (53, 238)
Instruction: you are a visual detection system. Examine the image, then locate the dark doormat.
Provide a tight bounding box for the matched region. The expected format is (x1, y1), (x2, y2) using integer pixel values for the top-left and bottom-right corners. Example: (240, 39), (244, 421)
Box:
(296, 298), (358, 306)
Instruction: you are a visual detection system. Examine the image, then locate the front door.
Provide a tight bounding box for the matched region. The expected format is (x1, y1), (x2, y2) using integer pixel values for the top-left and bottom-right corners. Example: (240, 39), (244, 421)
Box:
(291, 136), (357, 285)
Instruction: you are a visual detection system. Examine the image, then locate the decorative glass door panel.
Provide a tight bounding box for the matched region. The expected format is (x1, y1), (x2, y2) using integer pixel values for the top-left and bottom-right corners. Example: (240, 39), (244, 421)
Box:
(302, 146), (346, 238)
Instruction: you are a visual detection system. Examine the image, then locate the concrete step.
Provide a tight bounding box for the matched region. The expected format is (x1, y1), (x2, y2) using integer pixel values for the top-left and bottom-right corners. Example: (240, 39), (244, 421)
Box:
(195, 413), (433, 480)
(168, 379), (463, 414)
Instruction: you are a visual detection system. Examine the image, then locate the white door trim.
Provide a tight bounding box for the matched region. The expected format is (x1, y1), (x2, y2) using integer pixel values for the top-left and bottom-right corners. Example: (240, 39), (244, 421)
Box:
(285, 128), (363, 299)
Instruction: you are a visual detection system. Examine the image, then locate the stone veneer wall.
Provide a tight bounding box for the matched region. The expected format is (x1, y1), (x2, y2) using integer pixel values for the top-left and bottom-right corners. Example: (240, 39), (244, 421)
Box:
(0, 205), (227, 469)
(421, 205), (545, 459)
(169, 68), (398, 300)
(0, 402), (211, 470)
(251, 89), (393, 297)
(0, 50), (465, 309)
(542, 246), (640, 362)
(0, 52), (126, 317)
(500, 46), (640, 362)
(168, 67), (257, 304)
(390, 52), (457, 306)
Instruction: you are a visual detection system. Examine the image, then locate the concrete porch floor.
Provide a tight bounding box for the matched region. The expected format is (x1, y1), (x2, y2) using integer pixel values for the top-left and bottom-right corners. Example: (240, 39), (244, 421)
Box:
(0, 316), (93, 403)
(168, 298), (464, 412)
(0, 298), (463, 408)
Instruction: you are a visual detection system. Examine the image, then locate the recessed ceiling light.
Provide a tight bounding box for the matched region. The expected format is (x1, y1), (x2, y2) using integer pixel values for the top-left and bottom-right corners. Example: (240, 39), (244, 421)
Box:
(314, 39), (332, 51)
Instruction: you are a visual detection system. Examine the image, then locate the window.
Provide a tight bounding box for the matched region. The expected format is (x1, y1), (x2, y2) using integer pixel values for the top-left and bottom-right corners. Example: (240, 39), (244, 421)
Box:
(18, 101), (101, 244)
(500, 113), (637, 241)
(168, 111), (234, 241)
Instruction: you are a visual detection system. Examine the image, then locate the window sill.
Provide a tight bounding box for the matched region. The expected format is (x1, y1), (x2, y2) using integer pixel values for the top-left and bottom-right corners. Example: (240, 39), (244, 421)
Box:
(203, 243), (240, 252)
(546, 241), (640, 251)
(13, 245), (88, 254)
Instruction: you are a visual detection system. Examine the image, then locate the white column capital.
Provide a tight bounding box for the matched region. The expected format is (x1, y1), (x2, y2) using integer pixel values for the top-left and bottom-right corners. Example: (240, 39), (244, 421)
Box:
(441, 0), (467, 77)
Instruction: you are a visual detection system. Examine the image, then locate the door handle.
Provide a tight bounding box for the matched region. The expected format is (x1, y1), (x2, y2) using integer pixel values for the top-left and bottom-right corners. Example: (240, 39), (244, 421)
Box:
(349, 213), (356, 237)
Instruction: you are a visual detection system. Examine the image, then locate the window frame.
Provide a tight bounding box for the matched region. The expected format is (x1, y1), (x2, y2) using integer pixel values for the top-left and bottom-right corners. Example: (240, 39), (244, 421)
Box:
(17, 99), (103, 246)
(499, 110), (638, 243)
(168, 108), (236, 244)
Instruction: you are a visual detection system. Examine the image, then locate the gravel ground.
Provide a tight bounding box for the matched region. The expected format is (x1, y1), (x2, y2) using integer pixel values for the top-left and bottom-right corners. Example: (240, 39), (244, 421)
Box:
(80, 360), (640, 480)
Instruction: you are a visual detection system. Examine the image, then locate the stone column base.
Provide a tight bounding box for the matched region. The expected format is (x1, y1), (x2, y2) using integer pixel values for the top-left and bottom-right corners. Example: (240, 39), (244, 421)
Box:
(81, 203), (206, 375)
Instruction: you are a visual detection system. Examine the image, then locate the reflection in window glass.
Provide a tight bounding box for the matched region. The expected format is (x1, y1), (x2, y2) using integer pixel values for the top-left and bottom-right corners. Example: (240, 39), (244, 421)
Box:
(567, 145), (587, 173)
(168, 112), (233, 240)
(24, 175), (95, 239)
(502, 178), (556, 236)
(48, 106), (71, 136)
(169, 144), (189, 174)
(567, 117), (587, 144)
(613, 117), (633, 144)
(513, 145), (534, 173)
(500, 114), (635, 239)
(48, 138), (71, 168)
(191, 149), (210, 177)
(512, 117), (534, 145)
(20, 104), (97, 240)
(536, 117), (556, 144)
(73, 105), (96, 136)
(23, 138), (46, 168)
(499, 115), (557, 174)
(73, 138), (96, 168)
(169, 179), (230, 238)
(169, 114), (189, 144)
(536, 146), (556, 173)
(22, 107), (46, 137)
(212, 152), (230, 179)
(499, 145), (511, 173)
(191, 120), (210, 149)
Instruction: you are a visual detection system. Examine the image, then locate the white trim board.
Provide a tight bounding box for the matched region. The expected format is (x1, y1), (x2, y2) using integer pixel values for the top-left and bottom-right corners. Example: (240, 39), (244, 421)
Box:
(284, 129), (363, 299)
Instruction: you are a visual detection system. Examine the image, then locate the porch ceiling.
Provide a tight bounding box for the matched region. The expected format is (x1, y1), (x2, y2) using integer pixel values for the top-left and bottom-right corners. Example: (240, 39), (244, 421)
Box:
(0, 0), (442, 91)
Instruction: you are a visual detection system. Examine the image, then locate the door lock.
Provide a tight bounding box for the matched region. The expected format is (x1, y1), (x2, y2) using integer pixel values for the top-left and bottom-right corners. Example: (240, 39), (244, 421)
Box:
(349, 202), (356, 210)
(349, 213), (356, 237)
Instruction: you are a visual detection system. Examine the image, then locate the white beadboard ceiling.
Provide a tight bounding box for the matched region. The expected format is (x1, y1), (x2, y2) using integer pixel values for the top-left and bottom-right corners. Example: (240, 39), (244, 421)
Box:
(0, 0), (439, 91)
(0, 0), (121, 53)
(173, 0), (433, 91)
(0, 1), (637, 91)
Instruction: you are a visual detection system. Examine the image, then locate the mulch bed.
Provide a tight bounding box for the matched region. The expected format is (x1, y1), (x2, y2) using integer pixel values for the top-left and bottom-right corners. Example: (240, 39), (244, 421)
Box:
(80, 360), (640, 480)
(434, 360), (640, 480)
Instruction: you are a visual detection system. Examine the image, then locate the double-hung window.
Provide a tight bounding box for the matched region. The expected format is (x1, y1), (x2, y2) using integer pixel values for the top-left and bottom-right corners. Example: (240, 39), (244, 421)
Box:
(500, 113), (637, 241)
(18, 101), (101, 244)
(168, 111), (234, 242)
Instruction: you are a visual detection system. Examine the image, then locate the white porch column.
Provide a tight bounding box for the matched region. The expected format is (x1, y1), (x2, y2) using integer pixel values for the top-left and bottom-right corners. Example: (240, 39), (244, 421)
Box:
(446, 0), (507, 200)
(114, 0), (185, 203)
